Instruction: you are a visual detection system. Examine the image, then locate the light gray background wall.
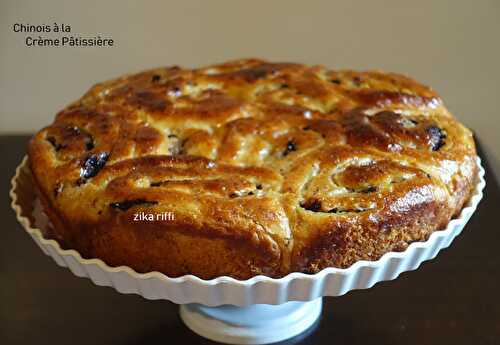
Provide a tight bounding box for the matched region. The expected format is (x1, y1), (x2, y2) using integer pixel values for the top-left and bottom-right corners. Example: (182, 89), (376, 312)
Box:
(1, 0), (499, 181)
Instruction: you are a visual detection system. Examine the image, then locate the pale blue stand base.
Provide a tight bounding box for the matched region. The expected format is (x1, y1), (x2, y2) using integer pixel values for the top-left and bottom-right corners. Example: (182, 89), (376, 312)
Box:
(179, 298), (322, 344)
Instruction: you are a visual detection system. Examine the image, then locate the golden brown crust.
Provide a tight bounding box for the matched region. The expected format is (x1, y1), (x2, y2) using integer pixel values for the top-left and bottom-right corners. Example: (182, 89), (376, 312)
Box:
(28, 58), (477, 279)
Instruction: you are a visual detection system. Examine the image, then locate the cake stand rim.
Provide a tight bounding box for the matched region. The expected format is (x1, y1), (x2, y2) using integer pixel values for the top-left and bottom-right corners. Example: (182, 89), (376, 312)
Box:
(10, 155), (485, 305)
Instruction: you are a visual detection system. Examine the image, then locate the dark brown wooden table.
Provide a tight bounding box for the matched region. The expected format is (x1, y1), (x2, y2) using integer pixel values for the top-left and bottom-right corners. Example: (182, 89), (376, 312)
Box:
(1, 135), (499, 345)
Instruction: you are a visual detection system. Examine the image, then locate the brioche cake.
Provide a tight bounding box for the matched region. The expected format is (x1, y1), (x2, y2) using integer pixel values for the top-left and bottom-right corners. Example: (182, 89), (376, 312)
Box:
(28, 59), (478, 279)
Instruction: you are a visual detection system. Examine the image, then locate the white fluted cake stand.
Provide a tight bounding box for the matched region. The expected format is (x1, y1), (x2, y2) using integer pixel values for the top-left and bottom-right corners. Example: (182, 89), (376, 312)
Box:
(10, 156), (485, 344)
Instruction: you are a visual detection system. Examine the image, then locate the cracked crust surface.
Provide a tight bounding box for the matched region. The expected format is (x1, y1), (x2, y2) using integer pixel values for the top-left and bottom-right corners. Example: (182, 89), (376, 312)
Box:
(28, 58), (477, 279)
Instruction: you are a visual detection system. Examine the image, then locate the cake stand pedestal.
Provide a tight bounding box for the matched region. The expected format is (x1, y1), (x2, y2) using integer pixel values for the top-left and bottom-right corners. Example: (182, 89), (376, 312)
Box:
(180, 298), (322, 344)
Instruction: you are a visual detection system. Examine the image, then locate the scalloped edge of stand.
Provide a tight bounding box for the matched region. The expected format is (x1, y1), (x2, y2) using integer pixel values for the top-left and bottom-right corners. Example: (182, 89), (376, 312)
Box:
(11, 155), (485, 306)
